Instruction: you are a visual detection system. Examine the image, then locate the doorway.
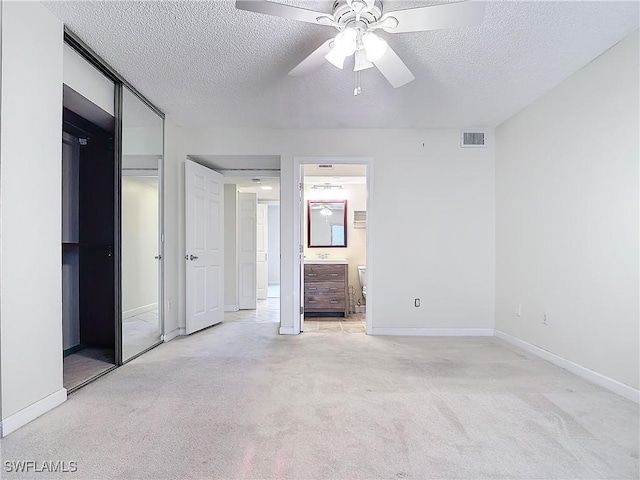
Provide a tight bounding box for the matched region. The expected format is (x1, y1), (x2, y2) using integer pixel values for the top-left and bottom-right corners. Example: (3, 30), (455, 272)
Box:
(234, 177), (280, 324)
(293, 157), (373, 335)
(184, 155), (282, 327)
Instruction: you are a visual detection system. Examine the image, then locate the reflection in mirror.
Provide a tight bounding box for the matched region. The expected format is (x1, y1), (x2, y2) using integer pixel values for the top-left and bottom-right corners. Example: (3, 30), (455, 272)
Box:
(121, 87), (163, 362)
(308, 200), (347, 247)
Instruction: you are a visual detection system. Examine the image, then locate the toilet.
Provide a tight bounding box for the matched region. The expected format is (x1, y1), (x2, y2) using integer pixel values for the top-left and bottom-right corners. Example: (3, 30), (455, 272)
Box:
(357, 265), (367, 300)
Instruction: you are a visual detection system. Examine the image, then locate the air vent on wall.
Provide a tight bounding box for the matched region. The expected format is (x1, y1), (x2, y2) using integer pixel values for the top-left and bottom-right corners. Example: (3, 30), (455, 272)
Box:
(354, 210), (367, 229)
(318, 164), (333, 169)
(460, 131), (486, 148)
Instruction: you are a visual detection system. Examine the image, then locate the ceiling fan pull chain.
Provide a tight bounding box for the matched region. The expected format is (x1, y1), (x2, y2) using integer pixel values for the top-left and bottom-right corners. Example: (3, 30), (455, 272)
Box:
(354, 69), (362, 96)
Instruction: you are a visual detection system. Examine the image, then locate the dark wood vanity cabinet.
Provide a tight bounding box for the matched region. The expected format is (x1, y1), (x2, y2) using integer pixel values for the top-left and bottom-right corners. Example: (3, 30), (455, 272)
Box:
(304, 263), (348, 317)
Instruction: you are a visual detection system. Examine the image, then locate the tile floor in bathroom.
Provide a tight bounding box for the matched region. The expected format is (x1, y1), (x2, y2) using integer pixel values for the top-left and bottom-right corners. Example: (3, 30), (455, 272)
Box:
(303, 313), (366, 333)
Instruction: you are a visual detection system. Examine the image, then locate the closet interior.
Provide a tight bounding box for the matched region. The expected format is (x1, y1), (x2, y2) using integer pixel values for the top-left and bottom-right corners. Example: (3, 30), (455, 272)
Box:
(62, 90), (117, 391)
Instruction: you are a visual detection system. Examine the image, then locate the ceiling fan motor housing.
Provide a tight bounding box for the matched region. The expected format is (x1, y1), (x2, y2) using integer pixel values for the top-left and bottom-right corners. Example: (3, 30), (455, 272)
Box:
(332, 0), (383, 29)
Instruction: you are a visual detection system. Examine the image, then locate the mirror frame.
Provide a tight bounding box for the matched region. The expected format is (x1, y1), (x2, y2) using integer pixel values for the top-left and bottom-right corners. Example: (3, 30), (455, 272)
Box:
(307, 199), (348, 248)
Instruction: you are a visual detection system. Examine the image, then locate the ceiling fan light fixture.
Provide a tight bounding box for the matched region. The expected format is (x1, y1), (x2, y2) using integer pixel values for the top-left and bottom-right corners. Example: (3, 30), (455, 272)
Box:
(334, 28), (357, 55)
(325, 46), (347, 69)
(354, 49), (374, 71)
(362, 32), (388, 62)
(325, 28), (357, 69)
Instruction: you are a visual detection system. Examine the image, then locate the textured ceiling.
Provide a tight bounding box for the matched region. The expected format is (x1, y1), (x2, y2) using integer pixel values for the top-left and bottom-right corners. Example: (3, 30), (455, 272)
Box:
(44, 1), (639, 129)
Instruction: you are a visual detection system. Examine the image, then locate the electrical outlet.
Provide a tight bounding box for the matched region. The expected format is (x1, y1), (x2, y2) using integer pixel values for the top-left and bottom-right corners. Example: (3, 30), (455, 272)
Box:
(414, 299), (420, 307)
(543, 312), (549, 325)
(516, 303), (522, 317)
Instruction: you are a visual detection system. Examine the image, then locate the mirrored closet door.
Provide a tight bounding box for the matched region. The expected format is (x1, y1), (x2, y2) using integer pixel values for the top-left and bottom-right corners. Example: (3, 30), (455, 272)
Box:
(121, 87), (164, 362)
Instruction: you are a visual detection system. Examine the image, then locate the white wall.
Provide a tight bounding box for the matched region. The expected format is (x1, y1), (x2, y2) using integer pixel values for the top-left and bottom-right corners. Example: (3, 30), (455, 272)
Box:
(0, 2), (65, 431)
(304, 182), (367, 301)
(162, 127), (495, 335)
(267, 204), (280, 285)
(122, 177), (159, 314)
(224, 184), (238, 308)
(495, 30), (639, 389)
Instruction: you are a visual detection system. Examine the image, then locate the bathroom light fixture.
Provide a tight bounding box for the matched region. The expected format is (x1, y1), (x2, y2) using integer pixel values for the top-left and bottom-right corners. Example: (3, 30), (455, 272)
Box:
(311, 183), (343, 190)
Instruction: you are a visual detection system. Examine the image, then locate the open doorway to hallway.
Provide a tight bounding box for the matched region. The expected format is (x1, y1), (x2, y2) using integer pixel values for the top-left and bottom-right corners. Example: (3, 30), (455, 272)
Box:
(225, 175), (280, 325)
(186, 155), (282, 327)
(301, 164), (368, 334)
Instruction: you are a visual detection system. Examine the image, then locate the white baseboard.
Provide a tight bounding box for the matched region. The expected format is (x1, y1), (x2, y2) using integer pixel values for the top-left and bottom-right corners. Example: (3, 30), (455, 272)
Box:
(123, 302), (158, 320)
(162, 328), (180, 342)
(371, 327), (494, 337)
(279, 326), (297, 335)
(224, 305), (239, 312)
(495, 330), (640, 404)
(1, 388), (67, 437)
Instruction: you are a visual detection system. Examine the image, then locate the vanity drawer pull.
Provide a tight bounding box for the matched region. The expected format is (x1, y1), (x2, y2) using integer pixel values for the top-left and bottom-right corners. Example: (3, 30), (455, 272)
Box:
(329, 273), (338, 276)
(330, 300), (340, 304)
(307, 273), (317, 277)
(307, 286), (317, 290)
(308, 300), (317, 304)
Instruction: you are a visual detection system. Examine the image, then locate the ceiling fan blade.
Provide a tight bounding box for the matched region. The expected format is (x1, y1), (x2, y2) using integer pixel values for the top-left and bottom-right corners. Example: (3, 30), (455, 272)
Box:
(380, 1), (486, 34)
(373, 45), (415, 88)
(236, 0), (332, 25)
(288, 39), (334, 77)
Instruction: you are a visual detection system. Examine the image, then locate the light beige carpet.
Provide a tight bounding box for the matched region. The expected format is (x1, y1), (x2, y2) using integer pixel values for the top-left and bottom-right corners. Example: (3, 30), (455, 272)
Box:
(2, 321), (638, 479)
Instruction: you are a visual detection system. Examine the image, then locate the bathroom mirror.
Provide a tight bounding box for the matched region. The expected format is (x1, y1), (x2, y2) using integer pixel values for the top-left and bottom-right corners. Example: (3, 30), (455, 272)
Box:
(308, 200), (347, 248)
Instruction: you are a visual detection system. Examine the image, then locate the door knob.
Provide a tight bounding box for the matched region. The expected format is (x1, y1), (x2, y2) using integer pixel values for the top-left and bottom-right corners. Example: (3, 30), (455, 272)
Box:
(155, 255), (162, 260)
(189, 255), (199, 261)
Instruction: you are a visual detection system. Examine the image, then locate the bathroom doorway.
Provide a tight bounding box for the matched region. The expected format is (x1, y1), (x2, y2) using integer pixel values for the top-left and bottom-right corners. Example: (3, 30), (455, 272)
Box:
(295, 159), (372, 334)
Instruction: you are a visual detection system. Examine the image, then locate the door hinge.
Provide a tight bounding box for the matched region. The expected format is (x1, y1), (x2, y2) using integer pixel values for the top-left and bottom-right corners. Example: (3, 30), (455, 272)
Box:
(299, 182), (304, 191)
(299, 244), (303, 254)
(161, 233), (165, 242)
(300, 306), (304, 315)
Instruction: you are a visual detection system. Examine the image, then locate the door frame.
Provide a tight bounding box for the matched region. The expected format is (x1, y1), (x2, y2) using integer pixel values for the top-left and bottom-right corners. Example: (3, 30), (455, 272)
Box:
(292, 156), (374, 335)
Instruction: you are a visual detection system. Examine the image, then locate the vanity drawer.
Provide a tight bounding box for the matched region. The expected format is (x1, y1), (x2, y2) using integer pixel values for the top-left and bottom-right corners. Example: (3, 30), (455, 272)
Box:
(304, 294), (345, 309)
(304, 281), (344, 295)
(304, 264), (346, 282)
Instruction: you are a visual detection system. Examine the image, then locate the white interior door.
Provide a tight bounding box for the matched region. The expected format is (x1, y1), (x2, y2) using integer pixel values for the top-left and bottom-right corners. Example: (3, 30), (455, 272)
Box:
(238, 193), (257, 310)
(257, 203), (268, 300)
(185, 160), (224, 334)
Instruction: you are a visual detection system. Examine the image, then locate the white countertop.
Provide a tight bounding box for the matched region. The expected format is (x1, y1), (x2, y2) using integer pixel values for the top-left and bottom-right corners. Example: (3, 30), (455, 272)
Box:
(304, 258), (348, 264)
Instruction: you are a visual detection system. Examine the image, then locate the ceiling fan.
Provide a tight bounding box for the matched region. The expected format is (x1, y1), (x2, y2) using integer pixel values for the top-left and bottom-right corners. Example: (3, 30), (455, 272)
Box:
(236, 0), (486, 95)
